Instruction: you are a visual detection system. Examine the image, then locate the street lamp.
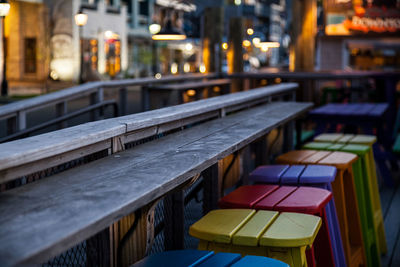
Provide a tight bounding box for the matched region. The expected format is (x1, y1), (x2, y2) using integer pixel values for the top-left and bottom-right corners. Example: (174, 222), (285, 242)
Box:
(0, 0), (10, 96)
(152, 10), (186, 41)
(151, 19), (186, 41)
(74, 9), (88, 84)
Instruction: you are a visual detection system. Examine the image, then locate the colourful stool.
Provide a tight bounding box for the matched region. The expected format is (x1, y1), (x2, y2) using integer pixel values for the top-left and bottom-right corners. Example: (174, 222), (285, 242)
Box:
(131, 250), (289, 267)
(189, 209), (321, 267)
(276, 150), (366, 267)
(315, 133), (393, 187)
(219, 185), (334, 267)
(249, 164), (346, 267)
(303, 140), (386, 264)
(317, 134), (389, 246)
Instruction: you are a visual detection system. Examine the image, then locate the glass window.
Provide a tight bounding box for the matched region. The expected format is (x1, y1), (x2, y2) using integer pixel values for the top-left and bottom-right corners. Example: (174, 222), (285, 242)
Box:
(82, 0), (98, 4)
(24, 38), (36, 74)
(139, 0), (148, 16)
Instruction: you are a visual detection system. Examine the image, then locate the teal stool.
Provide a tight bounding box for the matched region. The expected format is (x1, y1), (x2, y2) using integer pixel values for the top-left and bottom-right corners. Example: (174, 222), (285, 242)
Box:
(131, 250), (289, 266)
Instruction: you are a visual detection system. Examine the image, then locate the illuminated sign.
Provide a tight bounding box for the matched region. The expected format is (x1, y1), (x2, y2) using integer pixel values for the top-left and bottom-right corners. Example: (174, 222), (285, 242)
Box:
(325, 0), (400, 35)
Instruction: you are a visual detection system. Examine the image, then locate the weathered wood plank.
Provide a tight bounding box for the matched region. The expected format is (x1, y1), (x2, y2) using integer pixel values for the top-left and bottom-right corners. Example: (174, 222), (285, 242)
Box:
(391, 236), (400, 267)
(0, 74), (217, 120)
(0, 83), (298, 174)
(0, 101), (312, 266)
(229, 70), (400, 80)
(381, 185), (400, 267)
(101, 73), (217, 88)
(146, 79), (231, 91)
(0, 140), (111, 183)
(120, 83), (298, 132)
(0, 82), (103, 119)
(0, 119), (125, 174)
(380, 185), (396, 217)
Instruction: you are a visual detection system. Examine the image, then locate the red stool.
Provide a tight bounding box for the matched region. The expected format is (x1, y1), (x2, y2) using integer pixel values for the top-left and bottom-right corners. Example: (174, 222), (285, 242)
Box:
(219, 185), (335, 267)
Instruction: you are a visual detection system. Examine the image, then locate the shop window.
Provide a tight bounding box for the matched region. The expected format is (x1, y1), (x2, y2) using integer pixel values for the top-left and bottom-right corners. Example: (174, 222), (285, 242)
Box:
(105, 0), (114, 6)
(83, 0), (98, 4)
(89, 39), (98, 71)
(24, 38), (36, 74)
(105, 39), (121, 78)
(139, 0), (149, 16)
(123, 0), (132, 14)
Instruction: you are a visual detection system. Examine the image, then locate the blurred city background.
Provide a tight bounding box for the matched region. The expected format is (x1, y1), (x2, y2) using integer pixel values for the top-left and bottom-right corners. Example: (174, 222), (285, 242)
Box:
(1, 0), (399, 96)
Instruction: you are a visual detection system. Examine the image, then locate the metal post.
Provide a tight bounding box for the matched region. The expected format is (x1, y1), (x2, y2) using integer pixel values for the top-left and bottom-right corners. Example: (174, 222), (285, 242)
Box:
(79, 26), (84, 84)
(1, 16), (7, 96)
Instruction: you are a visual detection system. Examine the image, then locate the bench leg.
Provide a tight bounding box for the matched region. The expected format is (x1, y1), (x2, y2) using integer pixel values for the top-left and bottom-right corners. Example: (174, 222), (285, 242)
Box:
(202, 162), (222, 214)
(86, 227), (111, 267)
(141, 87), (150, 111)
(283, 121), (295, 153)
(164, 191), (185, 250)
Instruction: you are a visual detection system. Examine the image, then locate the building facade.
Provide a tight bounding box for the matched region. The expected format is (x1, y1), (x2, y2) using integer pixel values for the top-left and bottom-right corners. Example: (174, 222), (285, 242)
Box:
(3, 0), (49, 93)
(316, 0), (400, 71)
(46, 0), (128, 82)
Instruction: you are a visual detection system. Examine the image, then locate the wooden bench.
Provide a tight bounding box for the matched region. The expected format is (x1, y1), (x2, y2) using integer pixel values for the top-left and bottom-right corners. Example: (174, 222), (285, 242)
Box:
(142, 78), (232, 111)
(0, 84), (312, 266)
(0, 73), (218, 136)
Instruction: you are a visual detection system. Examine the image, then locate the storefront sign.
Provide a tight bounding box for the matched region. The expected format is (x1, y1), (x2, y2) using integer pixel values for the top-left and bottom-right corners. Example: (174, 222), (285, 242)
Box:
(325, 0), (400, 35)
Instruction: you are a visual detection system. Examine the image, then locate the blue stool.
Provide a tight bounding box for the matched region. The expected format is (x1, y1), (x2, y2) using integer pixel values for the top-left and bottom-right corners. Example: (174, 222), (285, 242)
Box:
(131, 250), (289, 267)
(249, 164), (346, 267)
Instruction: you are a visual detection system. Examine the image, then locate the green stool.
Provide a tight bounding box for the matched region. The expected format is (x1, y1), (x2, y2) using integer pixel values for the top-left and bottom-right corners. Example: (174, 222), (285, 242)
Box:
(314, 134), (387, 255)
(315, 133), (394, 186)
(303, 142), (384, 267)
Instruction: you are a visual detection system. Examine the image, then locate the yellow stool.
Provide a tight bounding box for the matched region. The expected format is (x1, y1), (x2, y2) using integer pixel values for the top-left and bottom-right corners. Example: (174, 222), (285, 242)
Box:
(314, 133), (387, 255)
(189, 209), (321, 267)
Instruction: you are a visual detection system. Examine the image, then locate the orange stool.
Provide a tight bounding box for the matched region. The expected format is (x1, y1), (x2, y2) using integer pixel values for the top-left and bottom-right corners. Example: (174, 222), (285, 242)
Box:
(276, 150), (366, 267)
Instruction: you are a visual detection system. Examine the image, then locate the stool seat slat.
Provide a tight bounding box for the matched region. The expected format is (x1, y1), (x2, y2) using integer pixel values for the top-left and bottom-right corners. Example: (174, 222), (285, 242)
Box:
(260, 212), (321, 247)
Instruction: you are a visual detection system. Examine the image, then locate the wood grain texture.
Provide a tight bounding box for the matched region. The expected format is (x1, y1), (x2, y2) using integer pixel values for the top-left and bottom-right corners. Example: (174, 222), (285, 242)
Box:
(0, 119), (126, 174)
(120, 83), (299, 132)
(0, 101), (312, 266)
(0, 140), (111, 183)
(0, 83), (298, 176)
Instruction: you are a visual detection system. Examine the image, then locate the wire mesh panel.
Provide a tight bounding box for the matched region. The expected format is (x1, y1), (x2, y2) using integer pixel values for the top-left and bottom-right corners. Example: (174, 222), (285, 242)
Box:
(43, 242), (87, 267)
(149, 200), (165, 255)
(2, 107), (222, 266)
(1, 149), (109, 192)
(183, 185), (203, 250)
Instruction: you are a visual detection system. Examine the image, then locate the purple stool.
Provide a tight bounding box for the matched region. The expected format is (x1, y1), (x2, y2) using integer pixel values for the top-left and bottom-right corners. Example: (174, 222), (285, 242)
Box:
(250, 164), (346, 267)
